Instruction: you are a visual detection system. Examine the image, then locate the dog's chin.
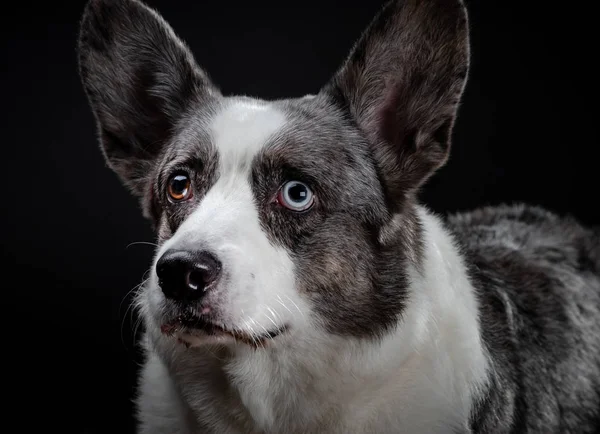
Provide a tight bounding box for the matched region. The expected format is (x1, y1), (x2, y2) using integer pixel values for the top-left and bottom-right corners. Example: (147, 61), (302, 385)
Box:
(159, 312), (287, 349)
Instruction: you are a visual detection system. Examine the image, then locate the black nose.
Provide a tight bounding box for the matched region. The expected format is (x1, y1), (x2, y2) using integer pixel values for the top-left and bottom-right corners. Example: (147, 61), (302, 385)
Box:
(156, 249), (222, 302)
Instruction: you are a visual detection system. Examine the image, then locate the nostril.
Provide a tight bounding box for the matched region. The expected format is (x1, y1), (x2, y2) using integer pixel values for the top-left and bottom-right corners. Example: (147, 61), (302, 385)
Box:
(186, 269), (204, 292)
(156, 262), (166, 279)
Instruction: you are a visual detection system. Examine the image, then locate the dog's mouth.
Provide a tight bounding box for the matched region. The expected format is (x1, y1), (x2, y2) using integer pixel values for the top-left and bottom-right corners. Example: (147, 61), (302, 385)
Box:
(160, 311), (287, 348)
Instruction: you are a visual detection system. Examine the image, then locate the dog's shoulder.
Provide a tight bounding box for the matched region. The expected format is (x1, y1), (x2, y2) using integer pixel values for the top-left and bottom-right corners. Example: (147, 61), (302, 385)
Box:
(445, 204), (600, 432)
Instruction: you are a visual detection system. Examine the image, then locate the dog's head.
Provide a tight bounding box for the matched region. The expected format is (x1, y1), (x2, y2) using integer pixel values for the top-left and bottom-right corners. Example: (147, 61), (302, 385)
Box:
(78, 0), (469, 348)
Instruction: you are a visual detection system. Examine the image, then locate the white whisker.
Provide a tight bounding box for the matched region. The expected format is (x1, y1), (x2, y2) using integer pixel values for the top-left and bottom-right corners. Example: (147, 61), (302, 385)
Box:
(125, 241), (159, 249)
(204, 345), (228, 362)
(265, 305), (283, 325)
(120, 271), (151, 348)
(242, 317), (258, 342)
(282, 294), (305, 319)
(246, 317), (268, 349)
(262, 305), (280, 330)
(275, 296), (294, 316)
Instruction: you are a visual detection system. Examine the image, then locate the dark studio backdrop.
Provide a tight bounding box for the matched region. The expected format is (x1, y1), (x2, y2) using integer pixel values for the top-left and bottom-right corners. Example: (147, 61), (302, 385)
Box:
(2, 0), (598, 432)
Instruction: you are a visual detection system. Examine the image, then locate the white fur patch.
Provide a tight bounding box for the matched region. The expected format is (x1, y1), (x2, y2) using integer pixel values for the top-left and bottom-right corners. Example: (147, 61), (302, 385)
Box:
(210, 98), (286, 171)
(369, 206), (490, 431)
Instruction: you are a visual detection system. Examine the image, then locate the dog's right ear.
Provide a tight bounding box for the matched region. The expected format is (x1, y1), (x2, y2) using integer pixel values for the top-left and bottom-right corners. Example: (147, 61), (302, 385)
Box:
(78, 0), (220, 197)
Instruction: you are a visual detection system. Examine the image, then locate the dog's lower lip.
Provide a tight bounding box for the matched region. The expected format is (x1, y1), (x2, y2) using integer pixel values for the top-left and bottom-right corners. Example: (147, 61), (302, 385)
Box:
(160, 314), (287, 345)
(161, 313), (220, 334)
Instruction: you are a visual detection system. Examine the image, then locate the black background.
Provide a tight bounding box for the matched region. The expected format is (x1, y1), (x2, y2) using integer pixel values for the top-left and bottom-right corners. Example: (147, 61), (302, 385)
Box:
(3, 0), (598, 432)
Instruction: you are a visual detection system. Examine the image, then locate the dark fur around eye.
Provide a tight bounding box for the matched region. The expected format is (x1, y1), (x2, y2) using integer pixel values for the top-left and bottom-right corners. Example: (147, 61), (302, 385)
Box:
(152, 153), (217, 234)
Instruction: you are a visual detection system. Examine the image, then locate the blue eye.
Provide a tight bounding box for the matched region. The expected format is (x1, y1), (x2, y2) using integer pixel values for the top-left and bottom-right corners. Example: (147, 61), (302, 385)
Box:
(277, 181), (314, 211)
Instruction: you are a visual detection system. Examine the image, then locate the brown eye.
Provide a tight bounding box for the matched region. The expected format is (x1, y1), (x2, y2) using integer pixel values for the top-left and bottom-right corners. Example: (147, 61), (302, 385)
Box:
(167, 173), (192, 202)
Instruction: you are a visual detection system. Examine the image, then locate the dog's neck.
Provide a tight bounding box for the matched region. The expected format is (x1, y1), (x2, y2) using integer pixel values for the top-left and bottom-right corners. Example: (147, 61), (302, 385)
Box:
(207, 206), (489, 432)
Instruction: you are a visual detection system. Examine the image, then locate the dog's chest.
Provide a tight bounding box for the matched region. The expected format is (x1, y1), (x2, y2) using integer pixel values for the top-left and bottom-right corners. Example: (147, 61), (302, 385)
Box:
(170, 347), (338, 433)
(167, 344), (470, 434)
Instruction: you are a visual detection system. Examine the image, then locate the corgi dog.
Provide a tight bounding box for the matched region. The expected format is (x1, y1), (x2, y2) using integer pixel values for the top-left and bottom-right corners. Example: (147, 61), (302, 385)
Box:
(78, 0), (600, 432)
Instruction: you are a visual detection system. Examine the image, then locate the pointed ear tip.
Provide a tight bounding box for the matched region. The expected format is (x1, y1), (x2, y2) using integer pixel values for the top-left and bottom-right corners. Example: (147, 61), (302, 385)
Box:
(390, 0), (469, 18)
(424, 0), (470, 30)
(77, 0), (144, 63)
(77, 0), (108, 44)
(77, 5), (99, 75)
(79, 0), (140, 31)
(82, 0), (131, 11)
(80, 0), (113, 20)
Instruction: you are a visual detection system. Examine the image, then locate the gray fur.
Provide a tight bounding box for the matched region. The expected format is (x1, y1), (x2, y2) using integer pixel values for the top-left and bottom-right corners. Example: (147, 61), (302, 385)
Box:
(77, 0), (600, 432)
(448, 204), (600, 432)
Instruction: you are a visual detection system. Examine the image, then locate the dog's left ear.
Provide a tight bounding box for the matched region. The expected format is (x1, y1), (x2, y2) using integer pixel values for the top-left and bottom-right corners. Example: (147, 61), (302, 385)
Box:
(321, 0), (470, 206)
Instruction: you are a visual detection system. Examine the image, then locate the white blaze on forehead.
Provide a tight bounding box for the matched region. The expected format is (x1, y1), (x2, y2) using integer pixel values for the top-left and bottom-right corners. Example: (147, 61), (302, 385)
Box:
(210, 99), (287, 171)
